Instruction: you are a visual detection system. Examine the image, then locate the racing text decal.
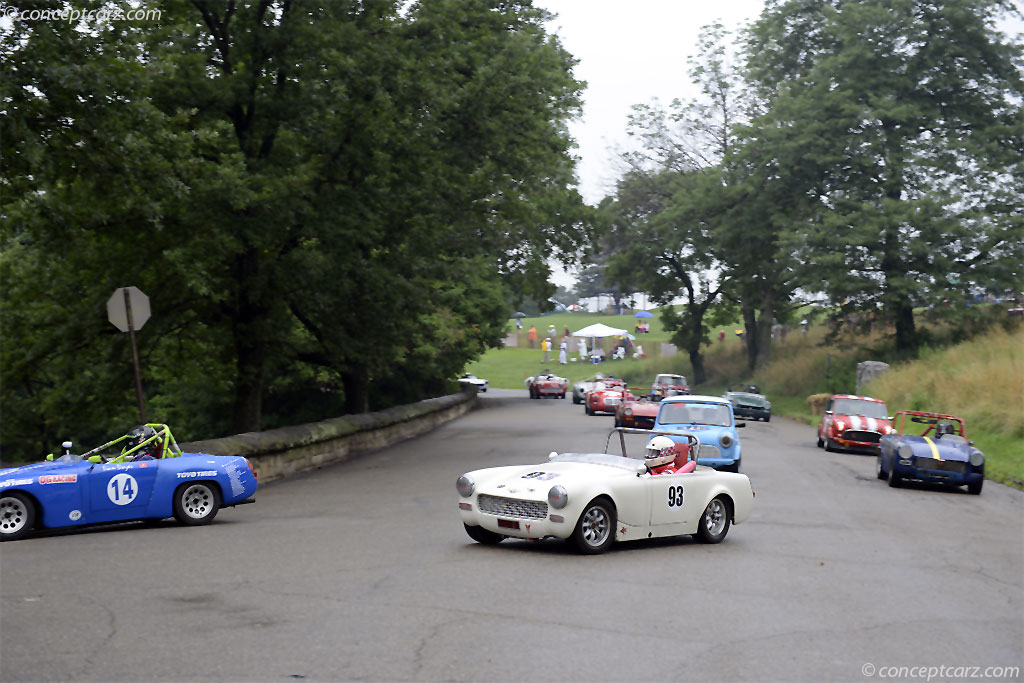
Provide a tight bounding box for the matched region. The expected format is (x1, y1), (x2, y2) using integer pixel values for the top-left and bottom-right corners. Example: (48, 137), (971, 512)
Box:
(176, 470), (217, 479)
(107, 473), (139, 506)
(39, 474), (77, 484)
(667, 486), (684, 507)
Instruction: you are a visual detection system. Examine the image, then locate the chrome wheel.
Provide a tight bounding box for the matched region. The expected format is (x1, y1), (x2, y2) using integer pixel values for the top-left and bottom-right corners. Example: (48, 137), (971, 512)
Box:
(703, 499), (726, 536)
(581, 506), (611, 546)
(173, 483), (220, 526)
(0, 493), (35, 541)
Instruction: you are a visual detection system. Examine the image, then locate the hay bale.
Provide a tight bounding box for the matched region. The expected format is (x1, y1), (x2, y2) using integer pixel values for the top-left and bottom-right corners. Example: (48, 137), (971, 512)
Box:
(807, 393), (831, 415)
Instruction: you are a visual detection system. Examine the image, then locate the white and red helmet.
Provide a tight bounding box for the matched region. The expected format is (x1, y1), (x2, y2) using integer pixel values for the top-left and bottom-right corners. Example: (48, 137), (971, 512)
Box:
(644, 436), (677, 468)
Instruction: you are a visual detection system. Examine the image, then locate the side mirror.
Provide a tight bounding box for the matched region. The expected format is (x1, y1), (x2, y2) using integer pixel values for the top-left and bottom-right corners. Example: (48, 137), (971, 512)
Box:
(968, 440), (974, 446)
(825, 410), (834, 415)
(46, 454), (54, 461)
(736, 422), (746, 428)
(88, 455), (103, 464)
(62, 441), (73, 455)
(636, 462), (649, 476)
(548, 451), (558, 461)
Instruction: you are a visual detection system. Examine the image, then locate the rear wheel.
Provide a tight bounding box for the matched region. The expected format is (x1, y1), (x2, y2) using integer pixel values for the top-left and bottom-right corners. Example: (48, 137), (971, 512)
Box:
(0, 492), (35, 542)
(464, 524), (505, 545)
(816, 435), (824, 448)
(571, 498), (615, 554)
(695, 496), (730, 544)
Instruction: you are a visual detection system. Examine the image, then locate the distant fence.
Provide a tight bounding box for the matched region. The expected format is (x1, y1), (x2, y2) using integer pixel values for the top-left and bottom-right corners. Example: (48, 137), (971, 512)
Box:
(180, 390), (477, 483)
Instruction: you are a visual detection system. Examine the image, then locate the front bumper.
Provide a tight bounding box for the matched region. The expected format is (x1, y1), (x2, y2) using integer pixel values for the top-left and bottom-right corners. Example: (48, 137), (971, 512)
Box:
(893, 459), (982, 486)
(458, 498), (571, 540)
(834, 430), (883, 452)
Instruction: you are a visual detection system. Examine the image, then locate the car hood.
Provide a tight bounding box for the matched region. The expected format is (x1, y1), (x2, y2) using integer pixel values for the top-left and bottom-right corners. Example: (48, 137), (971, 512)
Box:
(469, 457), (639, 497)
(0, 460), (76, 478)
(900, 436), (970, 462)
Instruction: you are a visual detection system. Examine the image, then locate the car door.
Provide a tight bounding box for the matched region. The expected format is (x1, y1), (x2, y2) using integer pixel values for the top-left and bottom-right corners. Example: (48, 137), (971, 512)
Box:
(86, 461), (160, 522)
(647, 472), (698, 529)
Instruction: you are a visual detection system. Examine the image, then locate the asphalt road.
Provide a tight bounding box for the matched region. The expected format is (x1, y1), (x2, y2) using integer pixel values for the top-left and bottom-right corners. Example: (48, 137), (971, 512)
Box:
(2, 389), (1021, 683)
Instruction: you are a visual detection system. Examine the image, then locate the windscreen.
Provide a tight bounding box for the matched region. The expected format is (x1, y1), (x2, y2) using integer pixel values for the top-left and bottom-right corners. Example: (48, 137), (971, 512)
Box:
(659, 402), (732, 427)
(833, 399), (888, 418)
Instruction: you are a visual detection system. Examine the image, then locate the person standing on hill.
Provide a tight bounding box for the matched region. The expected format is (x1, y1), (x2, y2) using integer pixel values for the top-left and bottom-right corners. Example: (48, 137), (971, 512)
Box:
(541, 337), (551, 363)
(528, 326), (537, 349)
(559, 337), (568, 364)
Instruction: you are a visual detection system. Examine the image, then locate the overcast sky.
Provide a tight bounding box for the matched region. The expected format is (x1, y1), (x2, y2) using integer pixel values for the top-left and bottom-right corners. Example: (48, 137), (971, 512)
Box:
(537, 0), (768, 206)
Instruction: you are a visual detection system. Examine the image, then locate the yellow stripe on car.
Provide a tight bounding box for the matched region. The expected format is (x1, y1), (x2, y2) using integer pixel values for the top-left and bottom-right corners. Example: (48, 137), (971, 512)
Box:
(923, 437), (941, 459)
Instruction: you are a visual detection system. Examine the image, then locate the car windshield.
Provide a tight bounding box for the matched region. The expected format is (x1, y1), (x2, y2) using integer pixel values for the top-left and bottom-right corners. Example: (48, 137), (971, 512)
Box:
(833, 399), (888, 418)
(730, 393), (766, 406)
(659, 402), (732, 427)
(656, 375), (684, 385)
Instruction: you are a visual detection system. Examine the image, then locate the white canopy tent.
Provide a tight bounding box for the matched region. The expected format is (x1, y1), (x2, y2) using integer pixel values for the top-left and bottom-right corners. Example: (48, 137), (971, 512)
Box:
(571, 323), (628, 338)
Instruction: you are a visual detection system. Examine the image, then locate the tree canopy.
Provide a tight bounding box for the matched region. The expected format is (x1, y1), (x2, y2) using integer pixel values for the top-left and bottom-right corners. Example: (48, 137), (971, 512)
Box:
(1, 0), (591, 456)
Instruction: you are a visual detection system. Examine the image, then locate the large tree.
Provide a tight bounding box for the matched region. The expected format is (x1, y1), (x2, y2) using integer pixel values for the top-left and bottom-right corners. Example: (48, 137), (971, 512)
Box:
(744, 0), (1024, 354)
(0, 0), (589, 455)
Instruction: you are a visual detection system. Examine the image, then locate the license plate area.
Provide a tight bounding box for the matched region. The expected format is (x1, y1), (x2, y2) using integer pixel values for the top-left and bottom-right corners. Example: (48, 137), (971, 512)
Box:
(497, 519), (520, 530)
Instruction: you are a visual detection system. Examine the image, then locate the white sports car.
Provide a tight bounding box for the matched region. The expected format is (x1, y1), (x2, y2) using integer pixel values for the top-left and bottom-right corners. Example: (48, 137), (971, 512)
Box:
(457, 374), (488, 392)
(456, 428), (755, 554)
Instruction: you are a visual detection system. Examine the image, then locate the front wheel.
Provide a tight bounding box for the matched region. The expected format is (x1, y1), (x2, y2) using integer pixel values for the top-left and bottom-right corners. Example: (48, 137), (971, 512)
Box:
(573, 394), (581, 405)
(967, 479), (983, 495)
(694, 496), (730, 544)
(888, 468), (902, 488)
(464, 523), (505, 545)
(0, 492), (36, 542)
(173, 482), (221, 526)
(571, 498), (615, 554)
(825, 438), (838, 452)
(876, 456), (888, 481)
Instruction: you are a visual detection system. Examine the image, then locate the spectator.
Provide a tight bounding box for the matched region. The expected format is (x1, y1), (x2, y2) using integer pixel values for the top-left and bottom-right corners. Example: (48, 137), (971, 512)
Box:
(577, 338), (588, 362)
(541, 337), (551, 363)
(528, 326), (537, 349)
(559, 337), (568, 364)
(719, 330), (726, 343)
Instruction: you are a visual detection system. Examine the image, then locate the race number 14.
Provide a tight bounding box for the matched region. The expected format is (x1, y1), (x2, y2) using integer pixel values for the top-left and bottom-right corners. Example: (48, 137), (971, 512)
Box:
(107, 473), (139, 506)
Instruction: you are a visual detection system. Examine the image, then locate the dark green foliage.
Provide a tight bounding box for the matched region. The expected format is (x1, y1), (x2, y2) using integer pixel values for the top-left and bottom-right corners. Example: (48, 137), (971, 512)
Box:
(0, 0), (589, 458)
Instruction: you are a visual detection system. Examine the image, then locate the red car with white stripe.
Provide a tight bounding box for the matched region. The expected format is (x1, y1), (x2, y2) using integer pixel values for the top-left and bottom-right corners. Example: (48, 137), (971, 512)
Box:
(585, 380), (632, 416)
(817, 394), (893, 453)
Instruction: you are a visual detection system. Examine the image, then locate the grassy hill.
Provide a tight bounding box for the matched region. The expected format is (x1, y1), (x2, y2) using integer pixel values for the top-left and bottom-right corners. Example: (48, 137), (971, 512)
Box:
(469, 314), (1024, 490)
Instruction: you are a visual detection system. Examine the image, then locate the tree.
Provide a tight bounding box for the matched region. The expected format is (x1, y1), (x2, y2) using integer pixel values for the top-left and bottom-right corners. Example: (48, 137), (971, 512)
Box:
(744, 0), (1024, 355)
(1, 0), (590, 456)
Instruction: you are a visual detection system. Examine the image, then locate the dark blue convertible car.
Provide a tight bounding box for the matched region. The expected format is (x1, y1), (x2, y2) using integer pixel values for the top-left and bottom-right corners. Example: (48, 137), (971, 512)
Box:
(0, 424), (258, 541)
(876, 411), (984, 494)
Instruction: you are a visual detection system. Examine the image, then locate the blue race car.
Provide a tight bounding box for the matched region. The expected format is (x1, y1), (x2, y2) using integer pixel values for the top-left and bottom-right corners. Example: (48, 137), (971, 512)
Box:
(877, 411), (984, 494)
(652, 395), (745, 472)
(0, 424), (258, 541)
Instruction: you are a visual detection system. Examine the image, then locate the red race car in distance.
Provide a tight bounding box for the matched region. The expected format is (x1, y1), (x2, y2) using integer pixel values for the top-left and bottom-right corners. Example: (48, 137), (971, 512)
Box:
(526, 371), (568, 399)
(615, 393), (660, 429)
(585, 379), (632, 416)
(651, 373), (690, 397)
(817, 394), (894, 453)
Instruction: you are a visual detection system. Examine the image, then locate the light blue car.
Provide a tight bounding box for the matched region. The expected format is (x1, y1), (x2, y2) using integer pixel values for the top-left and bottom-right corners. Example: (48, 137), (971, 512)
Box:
(652, 395), (745, 472)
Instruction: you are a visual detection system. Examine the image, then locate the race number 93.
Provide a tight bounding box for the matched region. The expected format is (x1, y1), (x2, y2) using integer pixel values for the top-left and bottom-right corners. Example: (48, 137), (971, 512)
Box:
(667, 485), (684, 507)
(107, 473), (139, 506)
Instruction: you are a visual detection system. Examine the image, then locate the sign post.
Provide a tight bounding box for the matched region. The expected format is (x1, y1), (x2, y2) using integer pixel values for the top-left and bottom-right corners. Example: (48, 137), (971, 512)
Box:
(106, 287), (151, 423)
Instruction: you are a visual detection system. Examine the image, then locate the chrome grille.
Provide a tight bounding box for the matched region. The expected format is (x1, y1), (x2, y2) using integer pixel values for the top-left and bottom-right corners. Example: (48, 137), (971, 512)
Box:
(700, 445), (722, 459)
(912, 457), (966, 474)
(843, 430), (881, 444)
(478, 494), (548, 520)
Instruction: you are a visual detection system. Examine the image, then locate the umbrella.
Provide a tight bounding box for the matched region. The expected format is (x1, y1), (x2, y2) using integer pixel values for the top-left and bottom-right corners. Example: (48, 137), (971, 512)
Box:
(572, 323), (628, 337)
(511, 312), (527, 318)
(633, 311), (653, 318)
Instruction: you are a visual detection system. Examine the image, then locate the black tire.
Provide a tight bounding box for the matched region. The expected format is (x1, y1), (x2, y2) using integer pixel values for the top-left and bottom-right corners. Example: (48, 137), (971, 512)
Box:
(967, 479), (983, 495)
(876, 456), (888, 481)
(464, 523), (505, 545)
(573, 393), (581, 405)
(825, 438), (838, 452)
(571, 498), (616, 554)
(888, 468), (902, 488)
(816, 435), (824, 448)
(585, 403), (594, 416)
(173, 482), (221, 526)
(720, 461), (740, 473)
(765, 415), (771, 422)
(695, 496), (731, 544)
(0, 492), (36, 542)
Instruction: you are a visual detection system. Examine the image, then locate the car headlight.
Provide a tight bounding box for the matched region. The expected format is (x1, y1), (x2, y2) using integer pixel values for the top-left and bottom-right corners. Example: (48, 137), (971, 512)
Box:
(836, 420), (847, 432)
(969, 449), (985, 467)
(898, 444), (913, 459)
(548, 485), (568, 509)
(720, 433), (734, 449)
(624, 408), (633, 416)
(456, 475), (475, 498)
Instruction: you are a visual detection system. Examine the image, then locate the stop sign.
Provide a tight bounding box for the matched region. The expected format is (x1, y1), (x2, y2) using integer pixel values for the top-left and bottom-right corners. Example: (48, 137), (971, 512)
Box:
(106, 286), (151, 332)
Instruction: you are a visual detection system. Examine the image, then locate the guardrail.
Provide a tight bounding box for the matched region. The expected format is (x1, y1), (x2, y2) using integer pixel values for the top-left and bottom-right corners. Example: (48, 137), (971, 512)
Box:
(180, 390), (477, 483)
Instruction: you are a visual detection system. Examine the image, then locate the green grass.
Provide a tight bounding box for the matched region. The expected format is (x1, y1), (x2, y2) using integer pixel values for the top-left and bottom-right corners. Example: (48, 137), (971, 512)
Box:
(471, 316), (1024, 490)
